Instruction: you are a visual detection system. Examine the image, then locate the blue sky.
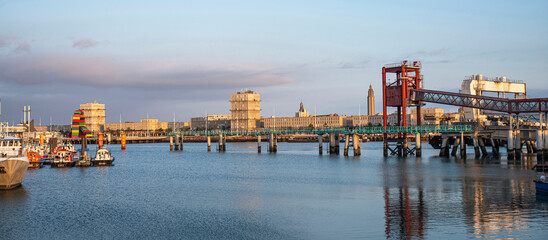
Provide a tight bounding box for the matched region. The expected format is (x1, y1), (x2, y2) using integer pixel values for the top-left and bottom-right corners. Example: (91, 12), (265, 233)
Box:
(1, 0), (547, 125)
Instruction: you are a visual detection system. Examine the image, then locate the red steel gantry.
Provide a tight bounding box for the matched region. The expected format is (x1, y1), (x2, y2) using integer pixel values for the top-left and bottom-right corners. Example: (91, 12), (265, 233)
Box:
(382, 60), (423, 156)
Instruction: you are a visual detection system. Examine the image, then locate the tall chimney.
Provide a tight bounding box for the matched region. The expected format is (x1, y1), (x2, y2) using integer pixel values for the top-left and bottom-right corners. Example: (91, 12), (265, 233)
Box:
(23, 106), (27, 123)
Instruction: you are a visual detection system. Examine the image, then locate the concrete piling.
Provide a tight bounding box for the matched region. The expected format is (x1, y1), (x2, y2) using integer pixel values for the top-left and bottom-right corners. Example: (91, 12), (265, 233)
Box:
(207, 136), (211, 152)
(344, 135), (349, 156)
(537, 130), (544, 160)
(258, 135), (262, 153)
(473, 136), (480, 158)
(415, 133), (421, 157)
(451, 137), (460, 157)
(383, 138), (388, 157)
(490, 138), (499, 156)
(507, 129), (515, 159)
(318, 135), (323, 155)
(460, 132), (466, 158)
(170, 136), (173, 151)
(269, 133), (277, 153)
(478, 137), (488, 156)
(218, 134), (223, 152)
(440, 137), (449, 157)
(180, 135), (183, 151)
(353, 134), (361, 156)
(174, 134), (180, 151)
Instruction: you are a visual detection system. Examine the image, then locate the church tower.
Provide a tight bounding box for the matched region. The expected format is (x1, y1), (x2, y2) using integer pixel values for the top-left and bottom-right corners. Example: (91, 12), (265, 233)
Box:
(367, 85), (375, 116)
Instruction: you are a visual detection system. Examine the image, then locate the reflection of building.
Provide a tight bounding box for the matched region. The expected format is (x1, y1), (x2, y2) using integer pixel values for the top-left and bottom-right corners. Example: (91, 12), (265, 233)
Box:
(190, 115), (231, 130)
(79, 101), (105, 134)
(368, 84), (375, 115)
(230, 90), (261, 131)
(104, 119), (168, 132)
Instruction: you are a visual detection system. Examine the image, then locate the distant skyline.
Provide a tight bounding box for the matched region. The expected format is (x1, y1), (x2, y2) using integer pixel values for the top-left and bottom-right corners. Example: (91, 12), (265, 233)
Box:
(1, 0), (547, 125)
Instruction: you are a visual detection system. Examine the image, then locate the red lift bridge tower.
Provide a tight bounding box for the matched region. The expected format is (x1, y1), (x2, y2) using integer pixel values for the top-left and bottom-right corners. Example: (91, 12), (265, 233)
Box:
(382, 60), (423, 157)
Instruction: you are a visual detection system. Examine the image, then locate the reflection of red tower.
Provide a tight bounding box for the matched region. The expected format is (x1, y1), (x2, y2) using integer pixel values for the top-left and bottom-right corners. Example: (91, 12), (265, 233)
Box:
(383, 162), (425, 239)
(382, 61), (423, 156)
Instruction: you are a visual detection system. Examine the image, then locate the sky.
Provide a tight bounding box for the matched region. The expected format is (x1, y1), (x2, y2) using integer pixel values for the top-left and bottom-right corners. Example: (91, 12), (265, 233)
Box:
(1, 0), (547, 125)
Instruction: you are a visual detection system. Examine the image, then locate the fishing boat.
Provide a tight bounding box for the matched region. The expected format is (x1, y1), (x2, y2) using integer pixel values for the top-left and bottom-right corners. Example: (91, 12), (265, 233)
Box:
(50, 149), (76, 168)
(534, 164), (548, 195)
(91, 148), (115, 166)
(0, 135), (29, 190)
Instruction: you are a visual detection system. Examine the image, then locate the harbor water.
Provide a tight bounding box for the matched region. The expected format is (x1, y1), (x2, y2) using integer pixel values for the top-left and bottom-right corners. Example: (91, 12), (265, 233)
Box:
(1, 142), (547, 239)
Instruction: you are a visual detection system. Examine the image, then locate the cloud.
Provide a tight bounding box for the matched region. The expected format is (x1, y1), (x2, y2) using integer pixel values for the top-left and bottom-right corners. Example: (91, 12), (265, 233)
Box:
(0, 55), (293, 90)
(13, 42), (30, 53)
(73, 38), (99, 49)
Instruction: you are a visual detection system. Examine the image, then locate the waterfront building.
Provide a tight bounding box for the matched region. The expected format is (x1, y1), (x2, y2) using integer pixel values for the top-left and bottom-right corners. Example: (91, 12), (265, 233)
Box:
(79, 101), (105, 134)
(230, 90), (260, 131)
(347, 108), (448, 127)
(190, 114), (231, 130)
(295, 101), (309, 117)
(104, 119), (168, 132)
(367, 84), (375, 115)
(263, 114), (345, 129)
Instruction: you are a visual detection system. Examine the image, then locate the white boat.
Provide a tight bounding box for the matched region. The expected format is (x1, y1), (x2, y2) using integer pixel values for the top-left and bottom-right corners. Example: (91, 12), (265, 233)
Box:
(0, 136), (29, 190)
(91, 148), (115, 166)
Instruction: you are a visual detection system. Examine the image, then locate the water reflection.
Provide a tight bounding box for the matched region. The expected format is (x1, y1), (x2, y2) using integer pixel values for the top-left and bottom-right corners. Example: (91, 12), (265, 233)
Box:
(383, 160), (426, 239)
(0, 186), (28, 205)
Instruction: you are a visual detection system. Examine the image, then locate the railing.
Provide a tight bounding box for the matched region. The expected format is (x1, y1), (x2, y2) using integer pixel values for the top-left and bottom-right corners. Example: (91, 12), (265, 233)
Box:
(169, 125), (472, 136)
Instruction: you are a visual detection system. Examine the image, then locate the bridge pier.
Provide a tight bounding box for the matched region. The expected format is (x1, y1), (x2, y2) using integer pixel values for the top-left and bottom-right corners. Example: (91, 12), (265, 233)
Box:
(479, 137), (488, 156)
(473, 136), (480, 158)
(507, 129), (515, 159)
(415, 133), (421, 157)
(538, 130), (544, 160)
(329, 133), (339, 154)
(451, 136), (460, 157)
(207, 136), (211, 152)
(318, 134), (323, 155)
(440, 136), (450, 157)
(490, 138), (499, 156)
(257, 135), (261, 153)
(174, 134), (180, 151)
(180, 135), (183, 151)
(353, 134), (361, 156)
(218, 134), (224, 152)
(170, 136), (173, 151)
(344, 135), (349, 156)
(460, 132), (466, 158)
(383, 137), (388, 157)
(269, 134), (277, 153)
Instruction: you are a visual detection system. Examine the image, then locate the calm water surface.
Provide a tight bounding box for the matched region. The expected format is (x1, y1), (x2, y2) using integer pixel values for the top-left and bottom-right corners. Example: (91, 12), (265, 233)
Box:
(1, 142), (547, 239)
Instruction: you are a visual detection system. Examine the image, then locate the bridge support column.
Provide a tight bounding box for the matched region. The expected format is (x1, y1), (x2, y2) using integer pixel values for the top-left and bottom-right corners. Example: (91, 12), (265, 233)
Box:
(170, 136), (173, 151)
(460, 132), (466, 158)
(526, 140), (533, 154)
(257, 135), (262, 153)
(383, 137), (388, 157)
(507, 129), (515, 159)
(180, 135), (183, 151)
(344, 135), (349, 156)
(451, 137), (460, 157)
(479, 137), (488, 156)
(537, 130), (544, 160)
(335, 134), (340, 154)
(174, 135), (180, 151)
(269, 134), (277, 153)
(318, 135), (323, 155)
(415, 133), (421, 157)
(490, 138), (499, 156)
(473, 136), (480, 158)
(402, 140), (408, 157)
(218, 134), (223, 152)
(207, 136), (211, 152)
(440, 136), (449, 157)
(353, 134), (361, 156)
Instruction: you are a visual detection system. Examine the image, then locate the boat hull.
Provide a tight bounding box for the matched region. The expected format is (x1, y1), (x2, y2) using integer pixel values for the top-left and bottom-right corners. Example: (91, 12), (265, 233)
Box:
(91, 158), (115, 166)
(535, 180), (548, 195)
(0, 157), (29, 190)
(51, 161), (76, 168)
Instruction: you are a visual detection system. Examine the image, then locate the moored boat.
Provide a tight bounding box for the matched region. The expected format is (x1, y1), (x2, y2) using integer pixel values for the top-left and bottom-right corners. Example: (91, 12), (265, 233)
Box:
(26, 151), (44, 168)
(534, 164), (548, 196)
(0, 136), (29, 190)
(51, 149), (76, 168)
(91, 148), (115, 166)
